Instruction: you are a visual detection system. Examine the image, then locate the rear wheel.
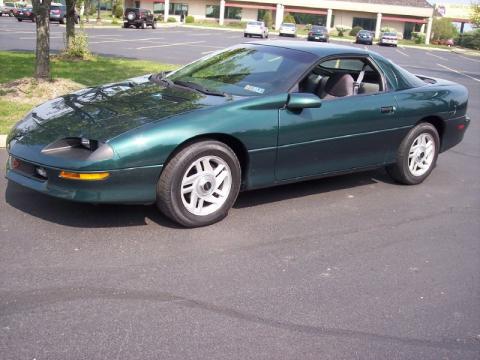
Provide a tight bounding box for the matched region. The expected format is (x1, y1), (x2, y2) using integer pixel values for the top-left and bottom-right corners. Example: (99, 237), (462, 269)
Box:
(17, 18), (22, 22)
(157, 140), (241, 227)
(386, 123), (439, 185)
(141, 21), (146, 29)
(152, 20), (157, 29)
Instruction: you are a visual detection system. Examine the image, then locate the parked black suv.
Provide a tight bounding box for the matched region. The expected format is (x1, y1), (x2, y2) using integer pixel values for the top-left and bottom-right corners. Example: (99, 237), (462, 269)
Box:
(123, 8), (157, 29)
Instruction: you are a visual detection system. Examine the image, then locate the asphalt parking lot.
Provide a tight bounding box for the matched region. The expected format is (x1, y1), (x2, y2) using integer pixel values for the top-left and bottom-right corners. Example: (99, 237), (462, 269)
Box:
(1, 16), (480, 360)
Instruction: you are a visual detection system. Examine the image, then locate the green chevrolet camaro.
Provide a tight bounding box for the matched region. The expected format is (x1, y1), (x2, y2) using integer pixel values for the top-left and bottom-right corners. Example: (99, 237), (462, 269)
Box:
(6, 41), (470, 227)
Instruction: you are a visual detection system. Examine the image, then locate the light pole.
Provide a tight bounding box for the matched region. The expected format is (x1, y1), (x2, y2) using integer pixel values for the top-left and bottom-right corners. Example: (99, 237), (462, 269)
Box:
(96, 0), (101, 23)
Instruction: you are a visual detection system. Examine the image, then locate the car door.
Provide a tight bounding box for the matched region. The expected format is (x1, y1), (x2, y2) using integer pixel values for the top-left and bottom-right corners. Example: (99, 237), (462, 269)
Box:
(276, 57), (400, 181)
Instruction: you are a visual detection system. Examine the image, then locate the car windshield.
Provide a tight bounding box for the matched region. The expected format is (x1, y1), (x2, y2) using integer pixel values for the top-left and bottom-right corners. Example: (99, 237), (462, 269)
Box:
(359, 31), (371, 35)
(384, 32), (396, 36)
(167, 45), (316, 97)
(312, 26), (326, 32)
(282, 23), (295, 27)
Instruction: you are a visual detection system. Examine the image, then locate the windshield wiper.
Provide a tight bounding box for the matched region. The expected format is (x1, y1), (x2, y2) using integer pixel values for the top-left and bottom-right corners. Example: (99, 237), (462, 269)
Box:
(149, 72), (174, 87)
(173, 79), (230, 98)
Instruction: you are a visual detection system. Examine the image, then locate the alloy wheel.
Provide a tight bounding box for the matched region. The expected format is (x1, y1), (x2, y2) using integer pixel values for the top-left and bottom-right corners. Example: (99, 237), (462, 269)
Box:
(408, 133), (435, 177)
(180, 156), (232, 216)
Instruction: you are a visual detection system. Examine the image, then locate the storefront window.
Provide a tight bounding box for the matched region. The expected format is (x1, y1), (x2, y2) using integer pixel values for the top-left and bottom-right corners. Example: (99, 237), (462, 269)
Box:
(225, 6), (241, 20)
(153, 2), (165, 14)
(170, 3), (188, 15)
(206, 4), (220, 18)
(352, 17), (376, 30)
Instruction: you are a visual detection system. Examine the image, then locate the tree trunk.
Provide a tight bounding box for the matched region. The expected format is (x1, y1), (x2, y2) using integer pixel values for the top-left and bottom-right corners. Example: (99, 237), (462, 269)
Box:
(65, 0), (77, 49)
(33, 0), (52, 80)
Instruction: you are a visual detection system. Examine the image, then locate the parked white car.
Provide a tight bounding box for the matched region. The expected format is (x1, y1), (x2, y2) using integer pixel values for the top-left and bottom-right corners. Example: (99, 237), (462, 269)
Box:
(244, 21), (269, 38)
(279, 22), (296, 37)
(379, 32), (398, 47)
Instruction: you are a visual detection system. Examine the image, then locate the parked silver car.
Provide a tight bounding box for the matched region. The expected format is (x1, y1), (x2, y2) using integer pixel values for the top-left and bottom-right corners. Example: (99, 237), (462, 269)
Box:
(279, 22), (296, 37)
(244, 21), (269, 38)
(379, 32), (398, 47)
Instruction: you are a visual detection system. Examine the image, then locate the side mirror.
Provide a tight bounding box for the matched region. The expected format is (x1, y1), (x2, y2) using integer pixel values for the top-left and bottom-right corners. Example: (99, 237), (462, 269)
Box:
(287, 93), (322, 110)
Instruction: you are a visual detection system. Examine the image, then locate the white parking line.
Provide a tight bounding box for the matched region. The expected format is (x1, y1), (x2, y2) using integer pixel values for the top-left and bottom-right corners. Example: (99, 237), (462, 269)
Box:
(456, 54), (480, 63)
(437, 63), (480, 82)
(426, 52), (447, 61)
(89, 37), (164, 44)
(395, 49), (409, 57)
(136, 40), (206, 50)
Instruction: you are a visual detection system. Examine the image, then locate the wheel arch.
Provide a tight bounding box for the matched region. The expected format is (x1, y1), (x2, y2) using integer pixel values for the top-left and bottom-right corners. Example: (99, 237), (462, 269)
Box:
(164, 133), (250, 185)
(416, 115), (445, 145)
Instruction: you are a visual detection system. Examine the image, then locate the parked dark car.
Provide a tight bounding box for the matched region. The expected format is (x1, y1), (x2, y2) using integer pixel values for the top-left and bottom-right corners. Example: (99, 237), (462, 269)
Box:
(355, 30), (374, 45)
(307, 26), (329, 42)
(49, 4), (80, 24)
(123, 8), (157, 29)
(5, 42), (470, 227)
(15, 5), (35, 22)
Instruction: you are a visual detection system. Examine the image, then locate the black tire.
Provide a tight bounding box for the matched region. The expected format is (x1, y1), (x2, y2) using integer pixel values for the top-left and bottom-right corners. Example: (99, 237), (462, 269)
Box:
(60, 17), (65, 24)
(123, 23), (129, 28)
(17, 18), (22, 22)
(244, 33), (247, 37)
(157, 140), (241, 227)
(141, 21), (146, 29)
(386, 123), (440, 185)
(152, 20), (157, 29)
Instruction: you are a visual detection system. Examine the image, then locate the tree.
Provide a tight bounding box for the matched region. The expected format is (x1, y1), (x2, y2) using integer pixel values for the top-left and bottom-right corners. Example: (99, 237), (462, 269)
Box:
(262, 11), (272, 29)
(65, 0), (77, 48)
(471, 2), (480, 28)
(283, 12), (295, 24)
(32, 0), (52, 79)
(432, 17), (458, 41)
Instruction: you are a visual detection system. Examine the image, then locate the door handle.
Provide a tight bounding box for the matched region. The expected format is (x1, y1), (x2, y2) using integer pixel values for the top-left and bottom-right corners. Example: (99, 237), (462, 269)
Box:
(381, 106), (396, 114)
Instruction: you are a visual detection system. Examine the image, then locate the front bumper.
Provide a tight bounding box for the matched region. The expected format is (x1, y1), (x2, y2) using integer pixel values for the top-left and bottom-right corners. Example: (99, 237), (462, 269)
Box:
(6, 156), (163, 204)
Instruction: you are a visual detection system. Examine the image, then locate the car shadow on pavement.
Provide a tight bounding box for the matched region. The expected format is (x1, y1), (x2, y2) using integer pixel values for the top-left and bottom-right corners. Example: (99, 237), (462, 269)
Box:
(235, 168), (395, 209)
(5, 168), (395, 228)
(4, 181), (182, 229)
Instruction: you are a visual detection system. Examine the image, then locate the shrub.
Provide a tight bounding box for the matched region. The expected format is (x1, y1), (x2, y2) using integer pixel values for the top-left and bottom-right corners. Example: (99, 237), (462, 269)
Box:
(411, 31), (425, 44)
(349, 26), (362, 36)
(381, 26), (393, 33)
(157, 14), (164, 22)
(167, 17), (176, 22)
(263, 11), (273, 28)
(456, 29), (480, 50)
(111, 17), (119, 25)
(185, 15), (194, 23)
(62, 31), (91, 60)
(283, 12), (295, 24)
(114, 5), (123, 19)
(335, 26), (350, 37)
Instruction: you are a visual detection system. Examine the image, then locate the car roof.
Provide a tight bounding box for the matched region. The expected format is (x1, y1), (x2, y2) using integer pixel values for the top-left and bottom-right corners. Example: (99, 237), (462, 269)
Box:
(246, 40), (369, 58)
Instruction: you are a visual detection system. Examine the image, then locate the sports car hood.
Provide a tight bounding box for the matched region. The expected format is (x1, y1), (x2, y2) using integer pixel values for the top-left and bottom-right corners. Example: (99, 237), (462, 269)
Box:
(7, 75), (227, 148)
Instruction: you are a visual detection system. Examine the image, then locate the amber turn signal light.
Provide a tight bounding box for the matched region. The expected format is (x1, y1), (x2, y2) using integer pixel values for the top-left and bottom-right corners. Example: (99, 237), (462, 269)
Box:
(59, 171), (110, 181)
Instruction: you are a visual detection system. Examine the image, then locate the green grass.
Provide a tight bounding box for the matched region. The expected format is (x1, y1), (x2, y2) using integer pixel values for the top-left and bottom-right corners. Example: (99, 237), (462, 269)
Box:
(0, 51), (178, 133)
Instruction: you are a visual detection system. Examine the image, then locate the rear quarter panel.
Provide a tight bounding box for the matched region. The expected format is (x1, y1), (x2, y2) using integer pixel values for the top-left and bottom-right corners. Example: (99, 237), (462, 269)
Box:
(387, 81), (468, 162)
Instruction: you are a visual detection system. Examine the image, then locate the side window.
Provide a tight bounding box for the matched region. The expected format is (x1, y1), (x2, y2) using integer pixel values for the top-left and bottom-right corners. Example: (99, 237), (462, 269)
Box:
(297, 57), (383, 99)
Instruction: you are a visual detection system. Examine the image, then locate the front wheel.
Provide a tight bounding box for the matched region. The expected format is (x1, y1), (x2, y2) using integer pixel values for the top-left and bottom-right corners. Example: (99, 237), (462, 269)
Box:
(17, 18), (22, 22)
(141, 21), (146, 29)
(152, 21), (157, 29)
(386, 123), (440, 185)
(157, 141), (241, 227)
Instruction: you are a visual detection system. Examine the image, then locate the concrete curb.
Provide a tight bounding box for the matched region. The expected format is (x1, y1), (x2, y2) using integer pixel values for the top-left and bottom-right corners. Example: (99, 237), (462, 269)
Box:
(0, 135), (6, 148)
